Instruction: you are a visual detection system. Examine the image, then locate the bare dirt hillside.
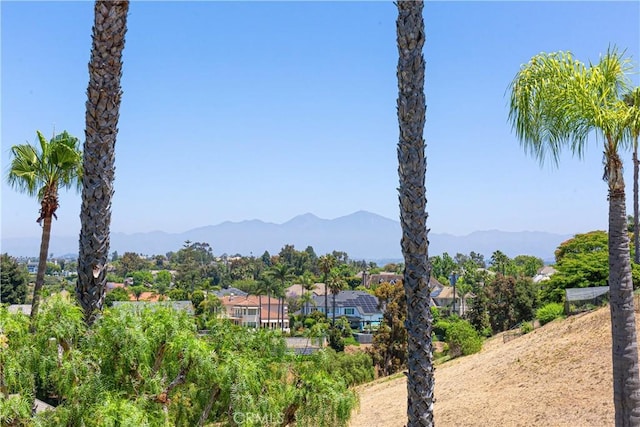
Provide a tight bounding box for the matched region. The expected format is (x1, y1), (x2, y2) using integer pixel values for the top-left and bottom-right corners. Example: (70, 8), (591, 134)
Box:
(350, 307), (639, 426)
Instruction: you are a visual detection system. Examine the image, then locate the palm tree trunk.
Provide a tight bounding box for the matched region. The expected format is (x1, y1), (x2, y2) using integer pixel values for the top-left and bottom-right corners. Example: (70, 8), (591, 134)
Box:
(277, 296), (281, 330)
(77, 0), (129, 325)
(30, 214), (53, 329)
(332, 293), (336, 325)
(634, 147), (639, 264)
(396, 1), (434, 426)
(267, 291), (271, 329)
(324, 283), (328, 319)
(280, 296), (285, 331)
(607, 151), (640, 425)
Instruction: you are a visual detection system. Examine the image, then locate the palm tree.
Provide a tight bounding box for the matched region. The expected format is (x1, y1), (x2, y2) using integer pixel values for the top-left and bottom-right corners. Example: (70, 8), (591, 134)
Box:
(327, 273), (346, 325)
(624, 88), (640, 264)
(490, 250), (510, 276)
(7, 130), (82, 326)
(300, 272), (316, 315)
(77, 0), (129, 324)
(254, 277), (269, 329)
(396, 2), (434, 425)
(258, 273), (276, 329)
(508, 48), (640, 423)
(267, 264), (294, 331)
(318, 254), (336, 319)
(299, 292), (315, 316)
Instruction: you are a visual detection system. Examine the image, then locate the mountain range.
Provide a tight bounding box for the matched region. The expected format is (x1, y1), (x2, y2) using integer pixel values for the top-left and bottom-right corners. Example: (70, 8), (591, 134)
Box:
(1, 211), (571, 262)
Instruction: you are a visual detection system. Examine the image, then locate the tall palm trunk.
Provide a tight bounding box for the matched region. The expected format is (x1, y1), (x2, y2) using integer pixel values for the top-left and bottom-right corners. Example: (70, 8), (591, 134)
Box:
(30, 211), (54, 328)
(332, 292), (337, 325)
(634, 146), (639, 264)
(607, 150), (640, 424)
(77, 0), (129, 324)
(396, 1), (434, 426)
(324, 282), (328, 319)
(280, 296), (285, 331)
(267, 291), (271, 329)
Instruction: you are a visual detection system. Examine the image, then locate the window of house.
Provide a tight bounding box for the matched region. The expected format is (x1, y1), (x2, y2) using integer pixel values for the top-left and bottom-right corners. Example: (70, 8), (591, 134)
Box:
(344, 307), (355, 315)
(248, 308), (258, 315)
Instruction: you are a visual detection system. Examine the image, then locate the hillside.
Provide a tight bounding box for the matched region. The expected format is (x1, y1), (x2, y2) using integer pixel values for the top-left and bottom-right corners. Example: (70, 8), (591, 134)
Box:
(351, 306), (637, 426)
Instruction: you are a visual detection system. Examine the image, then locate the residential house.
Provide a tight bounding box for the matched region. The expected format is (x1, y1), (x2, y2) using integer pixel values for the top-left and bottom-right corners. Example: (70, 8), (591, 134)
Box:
(26, 260), (38, 274)
(212, 287), (248, 298)
(364, 272), (402, 288)
(305, 290), (383, 331)
(285, 283), (326, 299)
(533, 266), (557, 283)
(7, 304), (32, 316)
(105, 282), (163, 302)
(111, 300), (195, 315)
(218, 294), (289, 331)
(106, 282), (125, 292)
(430, 277), (472, 315)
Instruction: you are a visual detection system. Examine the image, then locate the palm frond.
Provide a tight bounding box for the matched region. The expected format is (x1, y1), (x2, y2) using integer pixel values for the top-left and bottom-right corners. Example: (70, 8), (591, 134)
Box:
(508, 49), (633, 166)
(6, 131), (82, 202)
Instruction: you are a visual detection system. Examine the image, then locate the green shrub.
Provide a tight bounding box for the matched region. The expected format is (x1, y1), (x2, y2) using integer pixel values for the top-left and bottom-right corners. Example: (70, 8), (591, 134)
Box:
(444, 319), (483, 357)
(303, 317), (316, 329)
(104, 287), (130, 307)
(536, 302), (564, 325)
(520, 322), (533, 334)
(343, 336), (359, 347)
(318, 349), (374, 387)
(430, 306), (442, 323)
(433, 319), (451, 341)
(328, 327), (345, 352)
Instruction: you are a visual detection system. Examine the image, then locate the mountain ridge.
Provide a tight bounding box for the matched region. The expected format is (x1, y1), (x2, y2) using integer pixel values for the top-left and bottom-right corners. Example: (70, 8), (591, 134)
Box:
(1, 211), (571, 261)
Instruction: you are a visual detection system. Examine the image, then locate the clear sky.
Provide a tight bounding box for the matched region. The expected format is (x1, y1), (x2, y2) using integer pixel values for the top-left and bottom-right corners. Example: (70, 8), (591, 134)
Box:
(1, 1), (639, 241)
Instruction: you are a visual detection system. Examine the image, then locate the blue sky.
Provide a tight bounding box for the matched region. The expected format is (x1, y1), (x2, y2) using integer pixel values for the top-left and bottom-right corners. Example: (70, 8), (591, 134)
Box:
(2, 1), (639, 242)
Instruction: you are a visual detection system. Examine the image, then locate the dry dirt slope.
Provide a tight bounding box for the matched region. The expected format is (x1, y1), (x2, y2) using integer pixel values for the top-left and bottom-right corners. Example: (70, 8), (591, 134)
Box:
(350, 306), (639, 427)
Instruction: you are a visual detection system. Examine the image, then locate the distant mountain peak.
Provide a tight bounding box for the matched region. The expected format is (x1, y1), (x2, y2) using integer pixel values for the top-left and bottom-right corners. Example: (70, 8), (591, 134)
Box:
(1, 210), (571, 261)
(286, 212), (320, 221)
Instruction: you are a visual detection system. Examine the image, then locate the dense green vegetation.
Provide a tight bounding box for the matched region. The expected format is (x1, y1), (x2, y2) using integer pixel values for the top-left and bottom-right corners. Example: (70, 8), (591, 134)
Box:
(6, 131), (83, 326)
(7, 229), (638, 424)
(0, 295), (370, 426)
(509, 48), (640, 422)
(536, 302), (565, 325)
(1, 254), (28, 305)
(543, 231), (640, 302)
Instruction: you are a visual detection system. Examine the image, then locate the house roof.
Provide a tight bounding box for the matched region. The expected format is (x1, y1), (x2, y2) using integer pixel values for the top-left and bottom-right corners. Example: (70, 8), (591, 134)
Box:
(219, 294), (282, 307)
(106, 282), (125, 292)
(533, 266), (557, 283)
(112, 300), (194, 315)
(434, 286), (459, 299)
(312, 290), (381, 315)
(285, 283), (326, 298)
(429, 276), (445, 298)
(212, 287), (248, 298)
(218, 295), (286, 322)
(129, 292), (162, 302)
(7, 304), (31, 315)
(538, 266), (557, 276)
(367, 273), (403, 286)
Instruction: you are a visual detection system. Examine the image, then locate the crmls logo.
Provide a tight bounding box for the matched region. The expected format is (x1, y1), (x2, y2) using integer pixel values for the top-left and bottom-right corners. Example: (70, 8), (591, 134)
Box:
(233, 412), (285, 425)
